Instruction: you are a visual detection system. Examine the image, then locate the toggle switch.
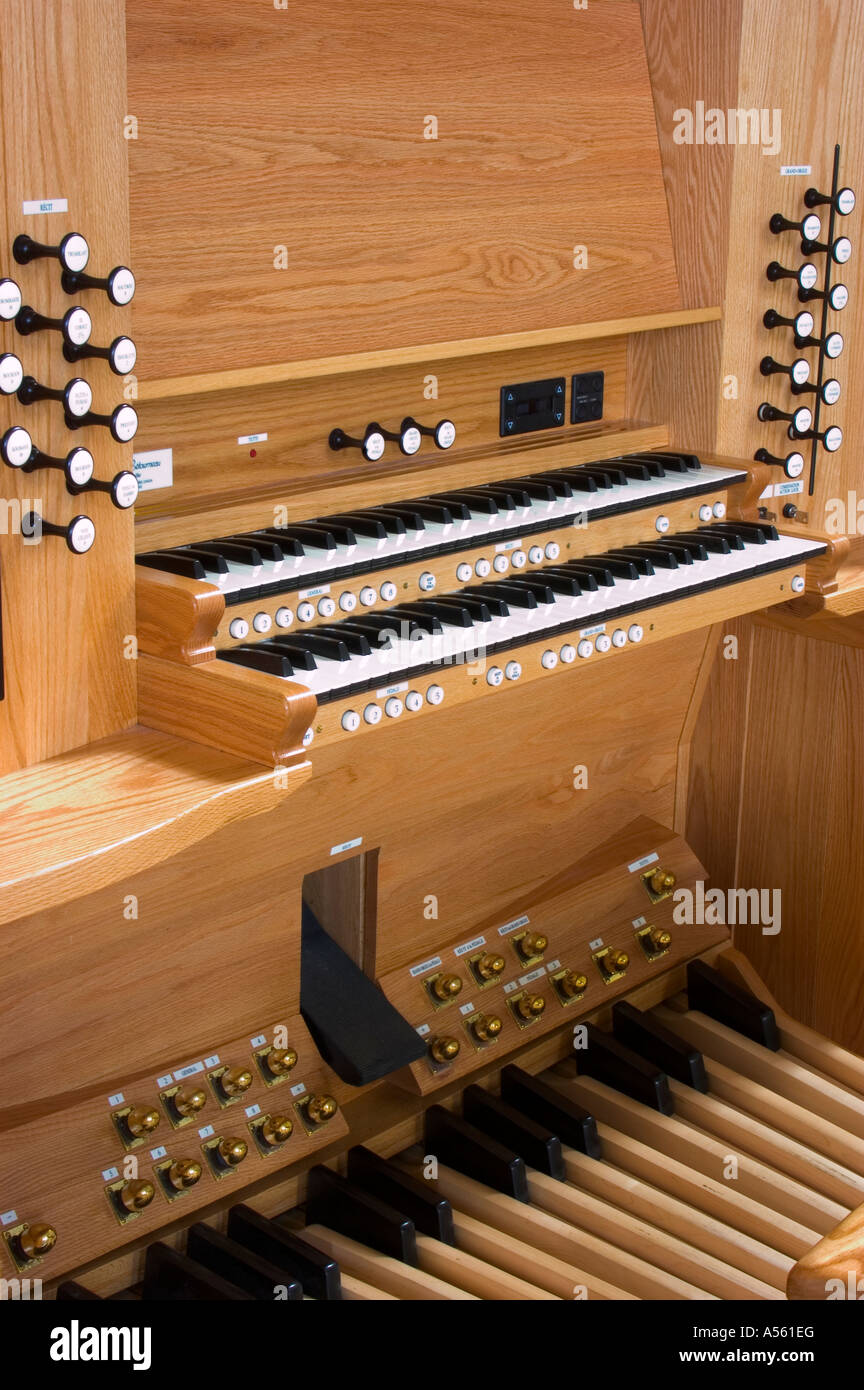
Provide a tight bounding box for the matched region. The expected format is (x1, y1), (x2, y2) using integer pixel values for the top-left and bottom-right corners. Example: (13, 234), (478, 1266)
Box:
(17, 374), (92, 418)
(69, 468), (139, 510)
(64, 333), (137, 376)
(757, 402), (813, 433)
(22, 511), (96, 554)
(13, 231), (89, 272)
(65, 401), (138, 441)
(760, 355), (810, 386)
(428, 1036), (460, 1064)
(328, 424), (386, 461)
(401, 416), (456, 450)
(61, 263), (135, 306)
(16, 303), (92, 347)
(753, 447), (805, 479)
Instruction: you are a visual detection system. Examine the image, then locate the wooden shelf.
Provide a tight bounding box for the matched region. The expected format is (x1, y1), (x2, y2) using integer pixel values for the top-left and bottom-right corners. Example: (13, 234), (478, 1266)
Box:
(0, 728), (311, 928)
(138, 307), (722, 402)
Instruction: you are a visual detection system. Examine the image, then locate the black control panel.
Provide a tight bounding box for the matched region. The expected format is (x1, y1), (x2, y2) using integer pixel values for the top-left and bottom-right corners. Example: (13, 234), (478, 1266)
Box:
(571, 370), (604, 424)
(500, 377), (566, 437)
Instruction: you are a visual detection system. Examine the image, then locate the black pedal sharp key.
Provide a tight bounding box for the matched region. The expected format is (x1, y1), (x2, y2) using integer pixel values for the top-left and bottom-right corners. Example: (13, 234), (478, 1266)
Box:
(425, 1104), (528, 1200)
(577, 1022), (674, 1114)
(141, 1243), (254, 1301)
(346, 1146), (456, 1244)
(187, 1223), (303, 1300)
(228, 1204), (342, 1299)
(500, 1065), (602, 1157)
(612, 1000), (709, 1091)
(462, 1085), (565, 1179)
(686, 960), (780, 1050)
(304, 1165), (417, 1264)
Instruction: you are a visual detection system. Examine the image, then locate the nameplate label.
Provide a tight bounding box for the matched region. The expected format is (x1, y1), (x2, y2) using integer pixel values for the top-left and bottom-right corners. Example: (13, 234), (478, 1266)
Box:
(628, 851), (659, 874)
(22, 197), (68, 215)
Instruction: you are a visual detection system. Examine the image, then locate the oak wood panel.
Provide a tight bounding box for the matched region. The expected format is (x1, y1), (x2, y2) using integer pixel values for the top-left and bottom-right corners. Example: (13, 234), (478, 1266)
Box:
(126, 0), (681, 380)
(0, 0), (136, 773)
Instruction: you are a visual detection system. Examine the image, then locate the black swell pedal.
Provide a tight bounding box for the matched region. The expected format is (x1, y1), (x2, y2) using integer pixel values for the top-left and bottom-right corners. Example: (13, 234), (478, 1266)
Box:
(686, 960), (780, 1050)
(500, 1065), (602, 1158)
(425, 1105), (528, 1200)
(463, 1085), (565, 1179)
(141, 1243), (254, 1300)
(576, 1023), (674, 1114)
(346, 1146), (455, 1244)
(304, 1165), (418, 1264)
(228, 1204), (342, 1300)
(612, 1000), (709, 1091)
(187, 1223), (303, 1300)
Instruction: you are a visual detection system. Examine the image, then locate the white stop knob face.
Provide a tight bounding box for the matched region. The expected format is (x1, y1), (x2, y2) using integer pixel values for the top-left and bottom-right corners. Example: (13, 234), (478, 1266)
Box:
(559, 644), (576, 663)
(493, 555), (509, 573)
(628, 624), (644, 643)
(275, 606), (293, 628)
(341, 710), (360, 732)
(109, 267), (136, 305)
(792, 407), (813, 433)
(113, 470), (139, 508)
(359, 586), (376, 606)
(385, 697), (403, 718)
(113, 404), (138, 441)
(297, 602), (314, 622)
(363, 703), (382, 724)
(68, 515), (96, 553)
(510, 550), (526, 569)
(785, 453), (805, 479)
(379, 581), (397, 602)
(426, 684), (444, 705)
(837, 188), (856, 215)
(791, 575), (806, 593)
(111, 337), (137, 374)
(795, 311), (814, 337)
(825, 333), (844, 359)
(833, 237), (852, 264)
(339, 591), (356, 612)
(791, 359), (810, 385)
(698, 504), (713, 522)
(474, 559), (491, 578)
(66, 378), (93, 417)
(0, 354), (23, 394)
(61, 234), (90, 272)
(68, 448), (95, 486)
(798, 263), (818, 290)
(436, 420), (456, 449)
(252, 611), (271, 633)
(3, 425), (32, 467)
(419, 570), (436, 590)
(405, 691), (423, 712)
(229, 618), (249, 639)
(823, 379), (841, 405)
(595, 633), (612, 653)
(545, 542), (560, 560)
(0, 278), (22, 320)
(363, 432), (385, 462)
(541, 650), (558, 670)
(712, 501), (726, 518)
(401, 426), (422, 455)
(655, 514), (670, 534)
(577, 639), (593, 659)
(66, 307), (92, 345)
(612, 629), (627, 648)
(824, 426), (843, 452)
(829, 284), (849, 311)
(504, 661), (521, 680)
(486, 667), (504, 686)
(455, 564), (472, 583)
(317, 597), (335, 617)
(802, 214), (822, 241)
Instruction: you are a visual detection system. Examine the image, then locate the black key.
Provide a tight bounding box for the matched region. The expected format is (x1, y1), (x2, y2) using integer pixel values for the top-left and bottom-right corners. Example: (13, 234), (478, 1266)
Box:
(429, 489), (498, 515)
(399, 498), (457, 525)
(476, 484), (533, 510)
(643, 449), (702, 471)
(223, 533), (287, 563)
(184, 540), (264, 567)
(501, 476), (559, 503)
(676, 529), (733, 554)
(305, 1165), (418, 1264)
(245, 529), (306, 559)
(436, 593), (499, 621)
(370, 505), (426, 531)
(387, 603), (450, 633)
(176, 546), (230, 575)
(312, 625), (374, 655)
(187, 1224), (303, 1300)
(346, 1146), (456, 1244)
(500, 1065), (602, 1157)
(578, 464), (628, 487)
(463, 1085), (565, 1179)
(264, 523), (340, 551)
(611, 460), (654, 481)
(558, 466), (613, 489)
(695, 525), (744, 550)
(612, 1000), (709, 1091)
(219, 645), (297, 678)
(255, 639), (318, 670)
(716, 520), (779, 544)
(414, 495), (473, 522)
(616, 544), (676, 570)
(136, 550), (207, 580)
(604, 548), (656, 576)
(339, 613), (410, 638)
(403, 601), (472, 628)
(500, 577), (557, 603)
(576, 1022), (674, 1114)
(476, 581), (537, 609)
(709, 522), (767, 546)
(56, 1281), (102, 1301)
(426, 1105), (528, 1200)
(655, 538), (707, 563)
(142, 1243), (254, 1301)
(317, 513), (387, 541)
(229, 1204), (342, 1300)
(580, 553), (640, 581)
(338, 510), (406, 537)
(273, 633), (351, 662)
(532, 567), (583, 597)
(557, 562), (604, 590)
(526, 471), (581, 498)
(620, 453), (666, 477)
(686, 960), (780, 1050)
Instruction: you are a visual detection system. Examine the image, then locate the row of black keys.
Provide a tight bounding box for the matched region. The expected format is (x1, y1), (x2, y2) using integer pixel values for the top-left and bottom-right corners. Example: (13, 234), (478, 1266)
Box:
(135, 451), (704, 591)
(218, 522), (781, 682)
(56, 962), (778, 1301)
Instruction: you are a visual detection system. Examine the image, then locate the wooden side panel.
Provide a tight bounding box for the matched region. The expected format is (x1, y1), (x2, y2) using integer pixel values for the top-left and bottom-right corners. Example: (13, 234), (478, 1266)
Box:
(0, 0), (136, 773)
(125, 0), (680, 380)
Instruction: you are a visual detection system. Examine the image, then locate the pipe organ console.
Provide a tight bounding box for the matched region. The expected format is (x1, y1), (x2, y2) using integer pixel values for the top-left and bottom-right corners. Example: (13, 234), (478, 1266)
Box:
(2, 0), (864, 1347)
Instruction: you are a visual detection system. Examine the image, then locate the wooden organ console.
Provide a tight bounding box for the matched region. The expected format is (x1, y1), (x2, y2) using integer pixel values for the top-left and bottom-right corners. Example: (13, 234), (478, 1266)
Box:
(2, 0), (864, 1339)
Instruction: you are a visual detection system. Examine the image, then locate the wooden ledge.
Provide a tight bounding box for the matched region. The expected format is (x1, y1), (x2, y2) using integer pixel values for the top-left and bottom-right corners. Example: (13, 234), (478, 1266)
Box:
(137, 307), (722, 401)
(0, 728), (311, 928)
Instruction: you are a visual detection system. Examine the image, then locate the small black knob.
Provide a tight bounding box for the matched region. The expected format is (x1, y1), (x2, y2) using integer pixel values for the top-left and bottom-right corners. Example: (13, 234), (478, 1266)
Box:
(790, 376), (841, 405)
(804, 185), (856, 215)
(790, 424), (843, 452)
(328, 424), (385, 461)
(800, 234), (852, 264)
(0, 353), (24, 396)
(754, 448), (805, 479)
(17, 374), (93, 418)
(757, 401), (813, 433)
(794, 329), (844, 358)
(0, 277), (22, 321)
(760, 355), (811, 386)
(798, 281), (849, 311)
(13, 231), (90, 273)
(782, 503), (799, 520)
(22, 445), (95, 490)
(0, 425), (33, 469)
(377, 421), (422, 456)
(15, 303), (92, 347)
(60, 264), (135, 306)
(770, 211), (821, 239)
(68, 468), (139, 510)
(22, 511), (95, 554)
(763, 307), (814, 337)
(402, 416), (456, 450)
(765, 260), (819, 291)
(63, 334), (137, 377)
(65, 402), (138, 442)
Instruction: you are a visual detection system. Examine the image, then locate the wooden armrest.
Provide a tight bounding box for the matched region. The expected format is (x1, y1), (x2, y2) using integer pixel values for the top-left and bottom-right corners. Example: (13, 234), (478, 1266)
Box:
(136, 564), (224, 663)
(138, 654), (316, 767)
(788, 1204), (864, 1300)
